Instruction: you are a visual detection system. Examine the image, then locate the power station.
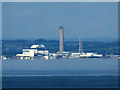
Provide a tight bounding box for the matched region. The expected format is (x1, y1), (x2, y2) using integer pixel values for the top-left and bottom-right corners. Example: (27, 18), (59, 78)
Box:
(16, 26), (103, 60)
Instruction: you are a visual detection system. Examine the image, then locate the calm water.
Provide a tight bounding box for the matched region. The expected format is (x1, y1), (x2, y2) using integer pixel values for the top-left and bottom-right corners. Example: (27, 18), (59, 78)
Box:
(2, 58), (118, 88)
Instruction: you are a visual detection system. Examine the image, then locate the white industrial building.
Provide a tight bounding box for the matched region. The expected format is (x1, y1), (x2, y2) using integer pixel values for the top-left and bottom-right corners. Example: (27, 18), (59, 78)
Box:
(71, 52), (103, 58)
(38, 50), (49, 55)
(16, 44), (49, 59)
(71, 53), (80, 58)
(16, 49), (37, 59)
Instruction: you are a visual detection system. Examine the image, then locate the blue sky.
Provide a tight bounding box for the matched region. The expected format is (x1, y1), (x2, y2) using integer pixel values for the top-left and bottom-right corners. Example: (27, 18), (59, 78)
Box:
(2, 2), (118, 40)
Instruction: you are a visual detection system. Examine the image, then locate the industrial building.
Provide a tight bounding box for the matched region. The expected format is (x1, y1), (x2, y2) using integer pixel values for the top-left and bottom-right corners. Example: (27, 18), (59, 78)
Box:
(16, 44), (49, 59)
(16, 26), (103, 60)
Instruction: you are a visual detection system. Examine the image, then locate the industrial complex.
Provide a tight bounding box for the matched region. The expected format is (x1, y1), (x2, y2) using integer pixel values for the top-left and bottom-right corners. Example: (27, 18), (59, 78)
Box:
(15, 26), (103, 60)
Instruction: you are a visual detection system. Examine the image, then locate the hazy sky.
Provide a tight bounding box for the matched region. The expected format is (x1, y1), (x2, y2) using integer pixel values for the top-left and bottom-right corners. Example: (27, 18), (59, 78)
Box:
(2, 2), (118, 40)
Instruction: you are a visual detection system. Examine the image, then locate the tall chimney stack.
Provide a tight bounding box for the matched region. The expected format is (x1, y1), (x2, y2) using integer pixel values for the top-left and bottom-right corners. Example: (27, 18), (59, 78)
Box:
(59, 26), (64, 54)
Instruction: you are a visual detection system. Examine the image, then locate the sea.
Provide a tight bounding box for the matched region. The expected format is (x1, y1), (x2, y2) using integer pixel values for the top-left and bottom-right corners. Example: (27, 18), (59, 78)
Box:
(2, 58), (118, 88)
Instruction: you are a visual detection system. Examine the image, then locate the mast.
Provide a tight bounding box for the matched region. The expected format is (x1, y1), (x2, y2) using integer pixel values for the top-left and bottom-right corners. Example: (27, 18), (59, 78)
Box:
(79, 38), (83, 54)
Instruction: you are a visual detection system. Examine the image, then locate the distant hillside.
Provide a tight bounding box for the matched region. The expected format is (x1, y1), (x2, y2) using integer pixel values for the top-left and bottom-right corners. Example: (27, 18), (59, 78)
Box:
(2, 39), (118, 57)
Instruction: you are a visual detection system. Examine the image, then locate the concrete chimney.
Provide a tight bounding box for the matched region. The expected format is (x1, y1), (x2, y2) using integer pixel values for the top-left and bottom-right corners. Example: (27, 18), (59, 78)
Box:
(59, 26), (64, 54)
